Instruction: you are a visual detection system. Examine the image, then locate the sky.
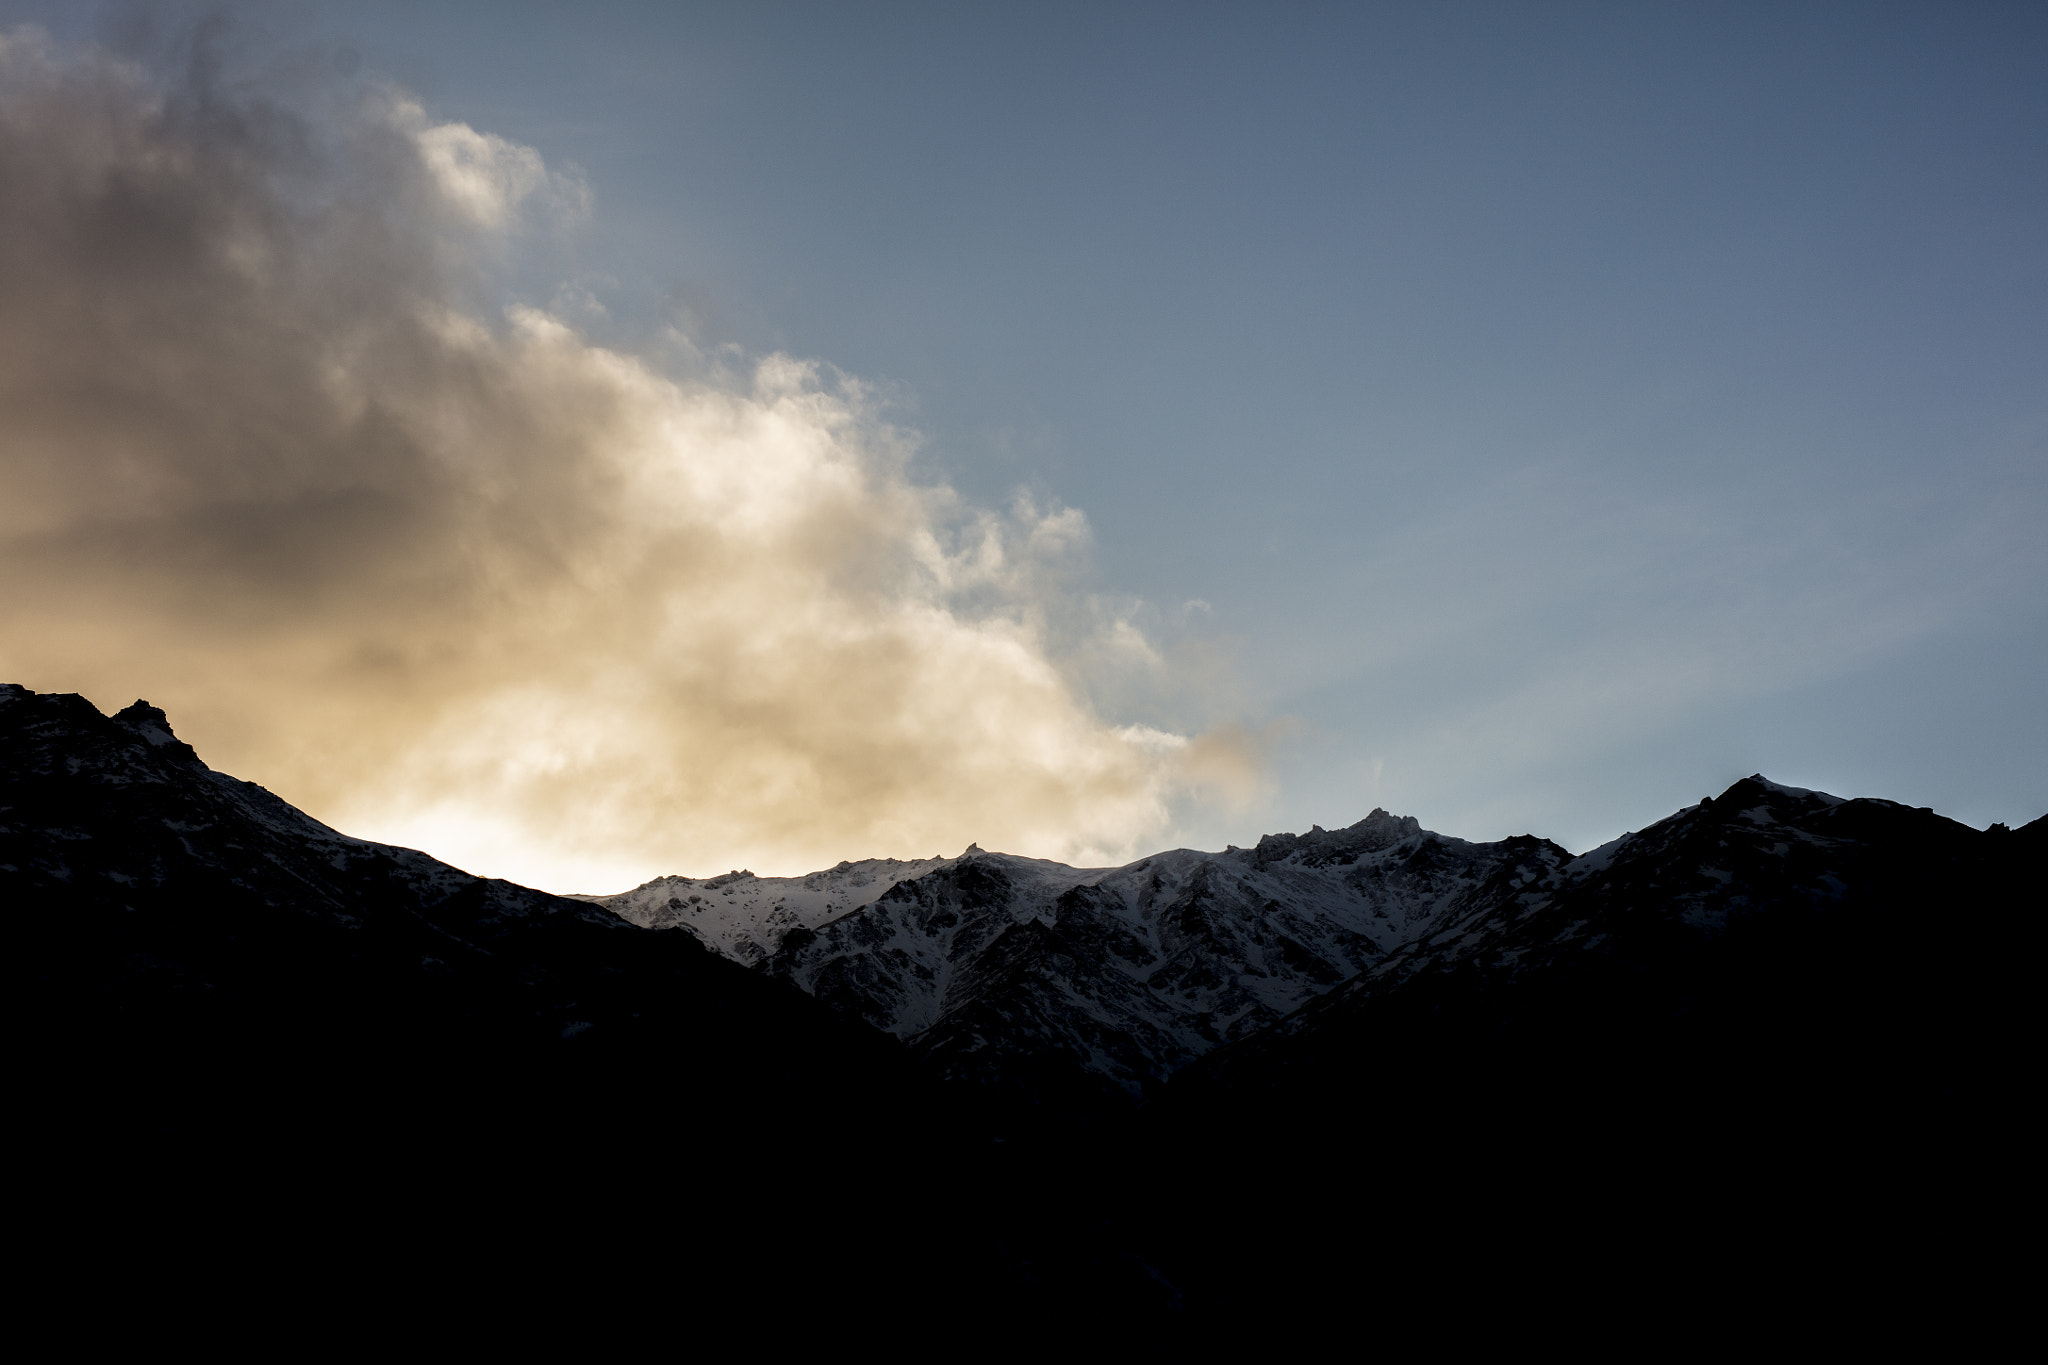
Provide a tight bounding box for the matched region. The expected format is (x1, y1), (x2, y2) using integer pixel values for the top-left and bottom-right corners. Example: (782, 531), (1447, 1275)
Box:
(2, 1), (2043, 891)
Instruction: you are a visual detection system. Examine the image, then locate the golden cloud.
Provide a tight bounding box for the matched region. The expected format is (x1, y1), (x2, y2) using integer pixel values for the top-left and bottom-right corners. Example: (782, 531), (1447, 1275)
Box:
(0, 28), (1252, 890)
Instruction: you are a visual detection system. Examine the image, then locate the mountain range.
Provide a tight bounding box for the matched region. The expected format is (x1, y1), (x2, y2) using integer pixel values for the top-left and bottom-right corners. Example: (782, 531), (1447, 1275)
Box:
(7, 682), (2030, 1340)
(594, 813), (1570, 1121)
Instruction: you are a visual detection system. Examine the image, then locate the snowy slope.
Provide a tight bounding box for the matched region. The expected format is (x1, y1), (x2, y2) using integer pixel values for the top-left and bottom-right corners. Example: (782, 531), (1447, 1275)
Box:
(594, 809), (1571, 1106)
(898, 821), (1567, 1102)
(586, 853), (965, 964)
(602, 772), (2029, 1115)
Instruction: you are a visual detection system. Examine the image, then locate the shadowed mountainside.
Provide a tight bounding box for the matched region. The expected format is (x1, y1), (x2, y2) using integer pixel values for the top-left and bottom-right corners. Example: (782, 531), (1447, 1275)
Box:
(7, 682), (2030, 1342)
(1129, 776), (2039, 1322)
(3, 683), (919, 1114)
(2, 684), (1185, 1337)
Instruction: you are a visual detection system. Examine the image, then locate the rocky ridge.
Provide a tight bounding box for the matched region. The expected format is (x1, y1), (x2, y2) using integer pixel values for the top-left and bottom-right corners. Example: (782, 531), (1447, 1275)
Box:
(596, 809), (1572, 1110)
(1170, 773), (2042, 1113)
(589, 852), (964, 964)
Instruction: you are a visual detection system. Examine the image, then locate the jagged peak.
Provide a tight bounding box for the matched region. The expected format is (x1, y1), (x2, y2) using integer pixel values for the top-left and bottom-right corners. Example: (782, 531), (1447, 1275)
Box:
(2, 690), (200, 759)
(111, 699), (188, 748)
(1347, 808), (1423, 837)
(1242, 808), (1427, 868)
(1723, 774), (1847, 808)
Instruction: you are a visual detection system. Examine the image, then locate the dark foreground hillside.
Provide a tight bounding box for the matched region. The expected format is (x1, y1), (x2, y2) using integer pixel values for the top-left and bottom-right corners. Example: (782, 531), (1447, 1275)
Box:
(6, 683), (2030, 1347)
(2, 685), (1188, 1342)
(1126, 777), (2038, 1334)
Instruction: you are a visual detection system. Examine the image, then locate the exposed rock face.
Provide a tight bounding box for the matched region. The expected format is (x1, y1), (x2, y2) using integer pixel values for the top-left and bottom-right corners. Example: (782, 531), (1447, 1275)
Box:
(743, 816), (1572, 1113)
(589, 854), (958, 965)
(597, 768), (2040, 1127)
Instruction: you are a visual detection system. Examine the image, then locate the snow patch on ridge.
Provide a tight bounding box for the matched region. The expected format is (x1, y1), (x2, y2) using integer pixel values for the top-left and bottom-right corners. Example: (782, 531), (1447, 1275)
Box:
(1752, 776), (1847, 806)
(587, 853), (972, 963)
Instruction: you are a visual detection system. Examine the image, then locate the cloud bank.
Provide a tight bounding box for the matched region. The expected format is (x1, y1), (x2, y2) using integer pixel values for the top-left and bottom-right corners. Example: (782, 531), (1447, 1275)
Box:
(0, 28), (1239, 890)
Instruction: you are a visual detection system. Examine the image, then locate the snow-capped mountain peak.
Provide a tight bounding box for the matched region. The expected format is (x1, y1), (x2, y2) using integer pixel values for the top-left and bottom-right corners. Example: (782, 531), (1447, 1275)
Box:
(590, 809), (1571, 1109)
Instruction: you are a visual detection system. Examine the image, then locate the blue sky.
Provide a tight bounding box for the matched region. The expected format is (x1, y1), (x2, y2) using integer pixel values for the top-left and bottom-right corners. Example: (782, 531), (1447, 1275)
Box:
(6, 1), (2043, 870)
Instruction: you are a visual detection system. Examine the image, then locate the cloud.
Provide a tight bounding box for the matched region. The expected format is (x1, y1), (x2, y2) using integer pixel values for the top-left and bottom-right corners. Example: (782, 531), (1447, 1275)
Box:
(0, 27), (1231, 890)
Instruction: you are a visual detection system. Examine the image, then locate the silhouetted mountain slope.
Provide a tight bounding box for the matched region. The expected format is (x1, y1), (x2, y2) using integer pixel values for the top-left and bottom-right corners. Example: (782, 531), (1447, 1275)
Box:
(10, 683), (2028, 1343)
(1168, 775), (2029, 1109)
(1129, 776), (2035, 1329)
(6, 685), (1186, 1335)
(3, 684), (918, 1115)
